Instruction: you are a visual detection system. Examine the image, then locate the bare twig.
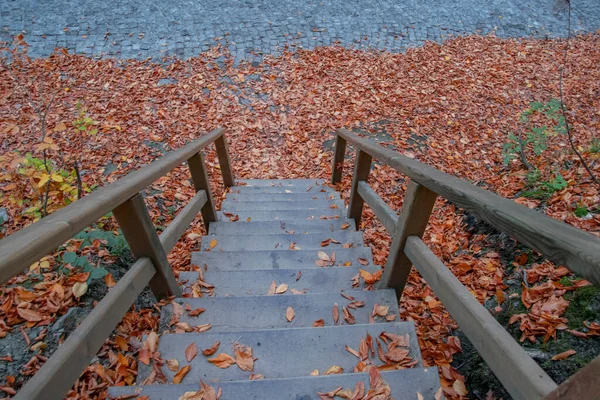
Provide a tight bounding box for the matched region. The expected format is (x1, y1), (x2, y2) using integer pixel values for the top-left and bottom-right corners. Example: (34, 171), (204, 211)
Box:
(558, 0), (600, 187)
(73, 161), (83, 199)
(517, 131), (534, 171)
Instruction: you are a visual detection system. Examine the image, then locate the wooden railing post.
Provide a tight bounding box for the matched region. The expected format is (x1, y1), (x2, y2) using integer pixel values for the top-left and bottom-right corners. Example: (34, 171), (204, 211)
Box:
(347, 149), (373, 229)
(113, 194), (181, 298)
(542, 354), (600, 400)
(378, 180), (437, 296)
(215, 134), (235, 187)
(331, 135), (347, 184)
(188, 152), (218, 228)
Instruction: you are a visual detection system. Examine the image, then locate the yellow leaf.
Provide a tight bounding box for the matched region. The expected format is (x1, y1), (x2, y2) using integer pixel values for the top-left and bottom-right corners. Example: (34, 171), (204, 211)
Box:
(37, 174), (50, 188)
(72, 282), (88, 298)
(209, 239), (218, 249)
(39, 260), (50, 269)
(50, 173), (63, 182)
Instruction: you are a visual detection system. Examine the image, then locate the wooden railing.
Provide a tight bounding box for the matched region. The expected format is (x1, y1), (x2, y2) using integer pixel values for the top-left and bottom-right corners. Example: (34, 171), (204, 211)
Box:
(331, 128), (600, 400)
(0, 128), (234, 400)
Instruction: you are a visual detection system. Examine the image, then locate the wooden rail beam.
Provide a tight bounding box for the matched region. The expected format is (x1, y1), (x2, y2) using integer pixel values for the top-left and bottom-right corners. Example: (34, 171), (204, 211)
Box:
(188, 152), (218, 228)
(331, 135), (347, 185)
(378, 180), (437, 296)
(14, 258), (155, 400)
(159, 190), (208, 253)
(357, 181), (398, 232)
(404, 236), (557, 400)
(215, 134), (235, 187)
(347, 150), (373, 229)
(113, 194), (181, 297)
(542, 355), (600, 400)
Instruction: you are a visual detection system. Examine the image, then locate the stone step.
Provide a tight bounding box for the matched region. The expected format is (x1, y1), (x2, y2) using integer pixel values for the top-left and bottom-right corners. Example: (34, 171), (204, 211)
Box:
(191, 248), (373, 270)
(139, 322), (422, 384)
(218, 209), (343, 221)
(199, 232), (364, 252)
(108, 368), (442, 399)
(231, 186), (336, 194)
(225, 192), (341, 202)
(179, 265), (381, 296)
(237, 179), (329, 188)
(162, 290), (400, 332)
(207, 219), (356, 236)
(221, 199), (345, 211)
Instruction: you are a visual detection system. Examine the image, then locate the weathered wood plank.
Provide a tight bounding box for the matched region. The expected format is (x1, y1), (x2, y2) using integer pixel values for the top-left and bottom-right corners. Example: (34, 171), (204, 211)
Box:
(215, 134), (235, 187)
(357, 181), (398, 232)
(337, 128), (600, 286)
(188, 152), (218, 227)
(404, 236), (557, 400)
(14, 258), (155, 400)
(159, 190), (207, 253)
(0, 127), (224, 285)
(347, 150), (373, 229)
(378, 181), (437, 295)
(113, 194), (181, 297)
(331, 135), (347, 185)
(542, 355), (600, 400)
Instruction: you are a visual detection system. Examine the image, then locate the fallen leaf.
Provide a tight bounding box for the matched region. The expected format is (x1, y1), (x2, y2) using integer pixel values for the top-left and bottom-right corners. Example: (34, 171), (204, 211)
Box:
(358, 257), (369, 266)
(332, 303), (339, 324)
(72, 282), (88, 298)
(185, 343), (198, 362)
(286, 306), (295, 322)
(340, 223), (350, 230)
(173, 365), (191, 384)
(166, 359), (179, 372)
(209, 239), (218, 249)
(202, 341), (220, 356)
(552, 349), (576, 361)
(318, 251), (330, 261)
(359, 269), (382, 284)
(105, 273), (116, 287)
(313, 319), (325, 327)
(453, 379), (468, 396)
(268, 281), (277, 295)
(208, 353), (236, 369)
(275, 283), (288, 294)
(17, 307), (44, 322)
(323, 365), (344, 375)
(234, 344), (254, 372)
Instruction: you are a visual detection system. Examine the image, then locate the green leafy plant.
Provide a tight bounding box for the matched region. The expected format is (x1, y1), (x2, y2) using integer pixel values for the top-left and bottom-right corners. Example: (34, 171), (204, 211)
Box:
(573, 205), (590, 218)
(521, 172), (568, 200)
(73, 102), (99, 135)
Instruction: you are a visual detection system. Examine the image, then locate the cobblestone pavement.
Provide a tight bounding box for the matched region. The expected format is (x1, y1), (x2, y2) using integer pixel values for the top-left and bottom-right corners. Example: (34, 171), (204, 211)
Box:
(1, 0), (599, 60)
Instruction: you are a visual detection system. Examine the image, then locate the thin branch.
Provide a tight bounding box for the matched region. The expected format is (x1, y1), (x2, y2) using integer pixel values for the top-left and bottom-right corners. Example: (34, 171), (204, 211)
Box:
(517, 131), (534, 171)
(558, 0), (600, 187)
(73, 161), (83, 199)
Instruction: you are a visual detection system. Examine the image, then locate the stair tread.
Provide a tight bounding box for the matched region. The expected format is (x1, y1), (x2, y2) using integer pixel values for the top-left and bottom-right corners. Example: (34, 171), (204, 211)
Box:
(218, 210), (343, 221)
(208, 219), (356, 235)
(162, 290), (400, 332)
(199, 232), (364, 251)
(231, 186), (336, 194)
(237, 179), (329, 187)
(140, 323), (422, 384)
(225, 192), (341, 202)
(108, 369), (442, 399)
(190, 248), (373, 271)
(179, 266), (380, 296)
(221, 199), (345, 211)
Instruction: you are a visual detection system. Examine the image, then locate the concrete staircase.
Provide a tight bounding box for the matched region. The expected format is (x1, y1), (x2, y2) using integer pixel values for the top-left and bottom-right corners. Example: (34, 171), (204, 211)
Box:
(108, 179), (442, 399)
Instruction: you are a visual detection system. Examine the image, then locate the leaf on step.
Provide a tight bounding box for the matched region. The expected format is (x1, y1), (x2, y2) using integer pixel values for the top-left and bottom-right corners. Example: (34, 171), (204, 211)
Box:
(289, 242), (299, 250)
(330, 238), (341, 244)
(290, 288), (306, 294)
(340, 223), (350, 230)
(317, 387), (342, 399)
(286, 306), (295, 322)
(138, 348), (151, 365)
(323, 365), (344, 375)
(175, 322), (193, 332)
(173, 365), (191, 384)
(202, 341), (220, 356)
(318, 251), (330, 261)
(179, 391), (203, 400)
(320, 238), (331, 247)
(267, 281), (277, 295)
(166, 358), (179, 372)
(195, 323), (212, 332)
(358, 257), (369, 266)
(188, 308), (205, 317)
(200, 380), (220, 400)
(385, 347), (410, 363)
(359, 269), (382, 285)
(249, 374), (264, 380)
(340, 291), (354, 301)
(296, 271), (302, 281)
(234, 344), (254, 372)
(417, 392), (425, 400)
(209, 239), (218, 249)
(345, 345), (360, 358)
(310, 369), (319, 376)
(315, 259), (329, 267)
(332, 303), (339, 324)
(386, 314), (396, 321)
(185, 343), (198, 362)
(343, 261), (352, 266)
(208, 353), (236, 369)
(144, 331), (159, 353)
(275, 283), (288, 294)
(372, 304), (389, 317)
(435, 388), (443, 400)
(285, 189), (292, 193)
(343, 306), (355, 325)
(313, 319), (325, 327)
(347, 301), (365, 309)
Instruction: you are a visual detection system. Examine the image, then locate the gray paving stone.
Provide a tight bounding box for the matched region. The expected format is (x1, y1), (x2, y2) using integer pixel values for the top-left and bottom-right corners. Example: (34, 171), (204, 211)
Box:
(108, 368), (441, 399)
(162, 289), (399, 332)
(191, 247), (372, 270)
(199, 231), (364, 251)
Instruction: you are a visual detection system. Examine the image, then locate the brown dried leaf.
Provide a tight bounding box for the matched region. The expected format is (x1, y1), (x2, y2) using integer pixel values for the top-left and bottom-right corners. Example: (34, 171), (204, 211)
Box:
(208, 353), (236, 369)
(332, 303), (339, 324)
(185, 343), (198, 362)
(275, 283), (288, 294)
(234, 344), (254, 372)
(313, 319), (325, 327)
(286, 306), (295, 322)
(202, 341), (220, 356)
(173, 365), (191, 384)
(323, 365), (344, 375)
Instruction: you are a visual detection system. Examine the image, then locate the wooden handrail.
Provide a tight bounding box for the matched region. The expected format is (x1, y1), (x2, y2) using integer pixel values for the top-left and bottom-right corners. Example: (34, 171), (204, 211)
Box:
(405, 236), (557, 399)
(0, 127), (227, 285)
(334, 128), (600, 286)
(330, 128), (600, 399)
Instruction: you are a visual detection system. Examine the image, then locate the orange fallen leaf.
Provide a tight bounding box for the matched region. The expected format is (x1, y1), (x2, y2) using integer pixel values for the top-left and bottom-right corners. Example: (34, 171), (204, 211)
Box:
(202, 341), (220, 356)
(332, 303), (339, 324)
(340, 223), (350, 230)
(105, 273), (116, 287)
(17, 307), (44, 322)
(313, 319), (325, 327)
(268, 281), (277, 295)
(208, 353), (236, 369)
(173, 365), (191, 384)
(188, 308), (206, 317)
(209, 239), (218, 249)
(358, 257), (369, 266)
(234, 344), (254, 372)
(359, 269), (382, 285)
(552, 349), (576, 361)
(138, 348), (151, 365)
(185, 343), (198, 362)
